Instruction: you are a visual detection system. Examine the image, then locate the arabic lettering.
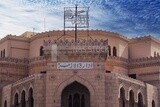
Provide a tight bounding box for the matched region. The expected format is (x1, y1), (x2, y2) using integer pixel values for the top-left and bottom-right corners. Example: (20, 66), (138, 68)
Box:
(57, 62), (93, 69)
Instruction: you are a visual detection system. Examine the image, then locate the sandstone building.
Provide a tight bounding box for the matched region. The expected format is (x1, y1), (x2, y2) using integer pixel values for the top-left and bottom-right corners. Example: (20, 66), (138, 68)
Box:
(0, 30), (159, 107)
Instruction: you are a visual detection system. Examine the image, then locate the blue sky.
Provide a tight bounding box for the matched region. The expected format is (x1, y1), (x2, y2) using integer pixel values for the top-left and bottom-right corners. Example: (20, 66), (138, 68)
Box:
(0, 0), (160, 38)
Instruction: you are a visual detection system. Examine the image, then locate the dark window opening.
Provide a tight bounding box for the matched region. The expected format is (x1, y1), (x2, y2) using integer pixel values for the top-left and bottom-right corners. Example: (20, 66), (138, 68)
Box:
(108, 46), (111, 56)
(152, 100), (155, 107)
(4, 100), (7, 107)
(40, 71), (47, 74)
(138, 93), (143, 107)
(67, 94), (86, 107)
(105, 70), (111, 73)
(14, 93), (18, 107)
(129, 74), (136, 79)
(81, 95), (85, 107)
(154, 51), (156, 57)
(29, 88), (34, 107)
(113, 46), (117, 56)
(3, 49), (5, 58)
(129, 90), (134, 107)
(73, 93), (80, 107)
(40, 46), (44, 56)
(1, 51), (2, 57)
(21, 91), (26, 107)
(119, 88), (125, 107)
(68, 95), (72, 107)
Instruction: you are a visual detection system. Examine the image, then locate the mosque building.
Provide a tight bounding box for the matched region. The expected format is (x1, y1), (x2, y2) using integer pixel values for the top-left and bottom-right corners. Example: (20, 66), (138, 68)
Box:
(0, 30), (159, 107)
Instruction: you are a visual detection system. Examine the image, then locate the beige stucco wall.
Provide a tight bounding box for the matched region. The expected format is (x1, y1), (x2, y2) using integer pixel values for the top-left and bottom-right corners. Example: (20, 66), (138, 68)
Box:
(30, 38), (44, 58)
(129, 40), (151, 59)
(118, 39), (128, 58)
(10, 40), (29, 58)
(29, 30), (128, 58)
(146, 84), (158, 107)
(0, 39), (9, 57)
(129, 66), (160, 82)
(2, 85), (12, 107)
(151, 40), (160, 56)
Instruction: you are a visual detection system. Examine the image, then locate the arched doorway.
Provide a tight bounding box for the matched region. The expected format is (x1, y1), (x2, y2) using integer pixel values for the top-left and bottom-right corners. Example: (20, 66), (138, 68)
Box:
(61, 81), (90, 107)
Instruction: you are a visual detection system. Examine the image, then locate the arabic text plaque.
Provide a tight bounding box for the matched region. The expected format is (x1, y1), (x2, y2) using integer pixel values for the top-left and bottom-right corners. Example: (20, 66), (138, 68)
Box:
(57, 62), (93, 69)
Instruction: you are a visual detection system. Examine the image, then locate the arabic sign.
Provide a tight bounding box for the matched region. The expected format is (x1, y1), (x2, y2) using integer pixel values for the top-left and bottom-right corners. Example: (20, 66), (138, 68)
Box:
(64, 7), (89, 28)
(57, 62), (93, 69)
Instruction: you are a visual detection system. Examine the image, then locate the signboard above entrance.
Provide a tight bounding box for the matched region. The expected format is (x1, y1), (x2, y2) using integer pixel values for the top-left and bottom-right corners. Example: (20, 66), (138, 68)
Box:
(57, 62), (93, 69)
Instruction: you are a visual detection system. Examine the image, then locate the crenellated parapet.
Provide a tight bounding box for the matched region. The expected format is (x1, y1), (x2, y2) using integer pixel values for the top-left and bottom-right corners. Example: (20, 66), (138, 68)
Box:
(106, 56), (128, 69)
(129, 56), (160, 68)
(106, 56), (160, 69)
(130, 35), (160, 44)
(0, 57), (28, 64)
(29, 56), (46, 63)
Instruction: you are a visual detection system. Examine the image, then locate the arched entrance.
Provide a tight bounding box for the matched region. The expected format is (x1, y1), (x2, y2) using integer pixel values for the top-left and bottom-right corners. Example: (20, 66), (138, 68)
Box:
(61, 81), (90, 107)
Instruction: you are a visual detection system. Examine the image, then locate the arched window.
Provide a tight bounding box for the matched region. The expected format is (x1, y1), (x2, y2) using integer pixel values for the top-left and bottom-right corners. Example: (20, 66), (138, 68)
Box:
(1, 51), (2, 57)
(29, 88), (34, 107)
(14, 93), (19, 107)
(40, 46), (44, 56)
(3, 49), (5, 58)
(154, 51), (157, 57)
(138, 93), (143, 107)
(21, 91), (26, 107)
(108, 46), (111, 56)
(4, 100), (7, 107)
(152, 100), (155, 107)
(113, 46), (117, 57)
(129, 90), (134, 107)
(119, 87), (125, 107)
(157, 53), (159, 57)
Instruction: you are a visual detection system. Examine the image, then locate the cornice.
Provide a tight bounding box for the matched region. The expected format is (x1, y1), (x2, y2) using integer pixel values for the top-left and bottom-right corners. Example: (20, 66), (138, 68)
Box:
(106, 56), (128, 69)
(99, 30), (129, 42)
(0, 35), (29, 45)
(129, 35), (160, 44)
(29, 30), (130, 43)
(106, 56), (160, 69)
(129, 56), (160, 69)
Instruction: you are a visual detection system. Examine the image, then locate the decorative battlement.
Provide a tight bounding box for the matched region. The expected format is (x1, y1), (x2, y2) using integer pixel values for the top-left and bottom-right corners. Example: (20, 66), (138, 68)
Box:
(44, 39), (108, 61)
(129, 56), (160, 63)
(129, 56), (160, 68)
(0, 57), (29, 64)
(130, 35), (160, 44)
(107, 56), (128, 62)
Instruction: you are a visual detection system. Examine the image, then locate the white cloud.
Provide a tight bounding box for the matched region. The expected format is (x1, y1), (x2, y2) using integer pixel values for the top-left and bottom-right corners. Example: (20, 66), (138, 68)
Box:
(0, 0), (105, 38)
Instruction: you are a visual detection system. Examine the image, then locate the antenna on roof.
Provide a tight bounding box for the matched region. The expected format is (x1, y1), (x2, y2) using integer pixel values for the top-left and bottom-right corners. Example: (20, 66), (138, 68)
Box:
(44, 17), (46, 31)
(33, 28), (35, 36)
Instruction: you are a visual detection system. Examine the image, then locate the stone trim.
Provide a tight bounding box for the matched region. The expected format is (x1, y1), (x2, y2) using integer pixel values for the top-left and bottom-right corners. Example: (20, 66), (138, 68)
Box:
(117, 73), (146, 104)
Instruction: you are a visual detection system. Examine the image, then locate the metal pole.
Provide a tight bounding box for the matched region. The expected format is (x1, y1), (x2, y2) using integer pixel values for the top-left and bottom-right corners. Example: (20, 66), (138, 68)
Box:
(64, 7), (66, 39)
(75, 4), (78, 42)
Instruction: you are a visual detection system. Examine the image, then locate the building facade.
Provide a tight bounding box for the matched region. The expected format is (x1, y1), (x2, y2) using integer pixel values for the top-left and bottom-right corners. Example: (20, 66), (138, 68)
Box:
(0, 30), (159, 107)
